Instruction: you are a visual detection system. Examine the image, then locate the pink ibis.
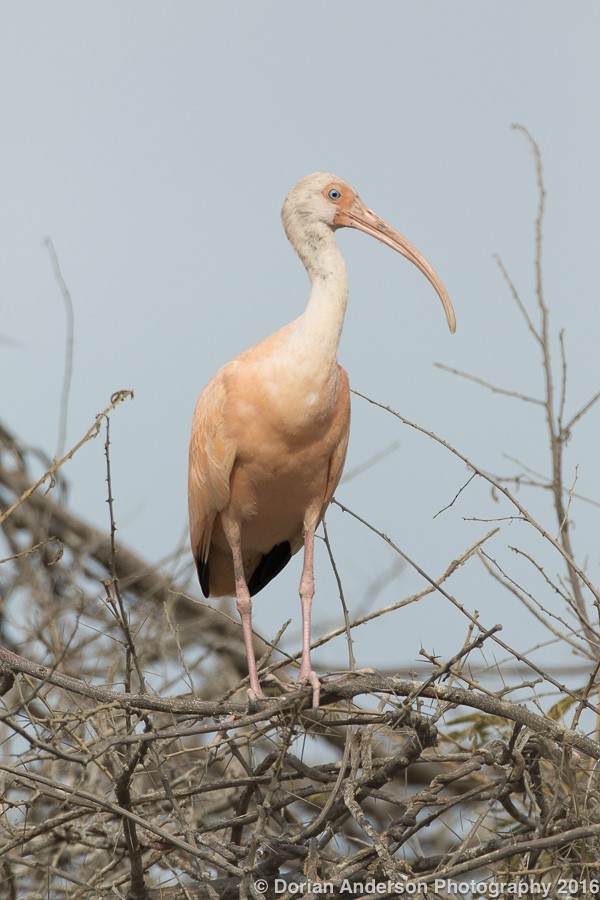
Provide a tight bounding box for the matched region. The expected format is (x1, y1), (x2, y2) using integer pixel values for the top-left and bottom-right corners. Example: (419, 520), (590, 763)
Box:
(188, 173), (455, 706)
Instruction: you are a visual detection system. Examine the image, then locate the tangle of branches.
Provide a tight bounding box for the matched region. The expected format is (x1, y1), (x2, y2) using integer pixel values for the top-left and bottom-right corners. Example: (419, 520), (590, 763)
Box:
(1, 129), (600, 899)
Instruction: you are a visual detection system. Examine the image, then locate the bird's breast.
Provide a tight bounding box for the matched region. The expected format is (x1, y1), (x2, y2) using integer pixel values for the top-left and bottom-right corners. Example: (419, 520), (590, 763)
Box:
(232, 372), (339, 446)
(219, 363), (347, 549)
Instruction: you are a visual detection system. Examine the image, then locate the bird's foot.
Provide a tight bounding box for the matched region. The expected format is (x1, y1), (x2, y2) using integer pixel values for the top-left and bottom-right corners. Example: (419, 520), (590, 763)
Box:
(303, 668), (376, 708)
(299, 669), (321, 710)
(266, 669), (322, 708)
(330, 666), (376, 682)
(247, 685), (268, 711)
(322, 667), (376, 693)
(258, 668), (374, 711)
(258, 670), (322, 709)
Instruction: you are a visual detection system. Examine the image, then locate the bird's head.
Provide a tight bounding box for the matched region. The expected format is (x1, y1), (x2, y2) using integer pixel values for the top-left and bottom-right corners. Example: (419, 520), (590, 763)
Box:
(282, 172), (456, 333)
(281, 172), (355, 232)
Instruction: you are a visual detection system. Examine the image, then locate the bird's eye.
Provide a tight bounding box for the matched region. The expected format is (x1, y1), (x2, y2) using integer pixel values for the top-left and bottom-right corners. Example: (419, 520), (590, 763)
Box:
(328, 188), (342, 201)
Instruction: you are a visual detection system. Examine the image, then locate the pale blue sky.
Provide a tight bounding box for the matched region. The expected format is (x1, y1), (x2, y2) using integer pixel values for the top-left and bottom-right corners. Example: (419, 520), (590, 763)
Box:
(1, 2), (599, 677)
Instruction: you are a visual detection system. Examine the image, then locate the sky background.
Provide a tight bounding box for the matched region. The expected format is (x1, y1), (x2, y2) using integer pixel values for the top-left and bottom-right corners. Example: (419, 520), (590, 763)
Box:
(1, 2), (599, 683)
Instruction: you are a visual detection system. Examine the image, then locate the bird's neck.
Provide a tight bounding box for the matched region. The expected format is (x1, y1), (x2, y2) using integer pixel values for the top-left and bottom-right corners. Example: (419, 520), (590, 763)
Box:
(295, 227), (349, 375)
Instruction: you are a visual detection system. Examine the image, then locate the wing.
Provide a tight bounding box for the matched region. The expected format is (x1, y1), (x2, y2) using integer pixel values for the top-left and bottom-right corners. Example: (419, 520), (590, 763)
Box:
(321, 366), (351, 515)
(188, 370), (236, 597)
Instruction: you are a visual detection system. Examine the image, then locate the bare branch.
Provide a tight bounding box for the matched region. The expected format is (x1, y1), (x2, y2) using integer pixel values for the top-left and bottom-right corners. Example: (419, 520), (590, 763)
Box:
(563, 387), (600, 435)
(434, 361), (544, 406)
(0, 390), (133, 527)
(350, 388), (600, 607)
(44, 237), (75, 459)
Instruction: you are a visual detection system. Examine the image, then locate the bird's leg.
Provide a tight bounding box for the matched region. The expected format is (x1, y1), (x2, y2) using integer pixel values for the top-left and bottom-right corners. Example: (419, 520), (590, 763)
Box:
(226, 525), (265, 702)
(299, 527), (320, 708)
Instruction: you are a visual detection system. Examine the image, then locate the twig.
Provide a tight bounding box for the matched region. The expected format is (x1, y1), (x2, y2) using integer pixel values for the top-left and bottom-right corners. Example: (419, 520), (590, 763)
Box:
(350, 388), (600, 609)
(512, 123), (594, 650)
(434, 362), (544, 406)
(323, 517), (355, 670)
(104, 415), (147, 692)
(563, 388), (600, 435)
(44, 237), (75, 459)
(0, 761), (241, 875)
(341, 441), (401, 484)
(333, 494), (600, 717)
(114, 736), (151, 899)
(0, 390), (133, 527)
(433, 471), (476, 519)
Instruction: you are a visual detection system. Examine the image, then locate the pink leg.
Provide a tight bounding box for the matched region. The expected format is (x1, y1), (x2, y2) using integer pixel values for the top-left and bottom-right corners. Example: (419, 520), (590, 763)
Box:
(299, 528), (320, 708)
(228, 533), (265, 701)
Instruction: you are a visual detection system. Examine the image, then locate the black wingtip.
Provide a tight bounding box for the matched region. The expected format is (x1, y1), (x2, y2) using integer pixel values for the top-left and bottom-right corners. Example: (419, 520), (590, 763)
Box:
(196, 558), (210, 598)
(247, 541), (292, 597)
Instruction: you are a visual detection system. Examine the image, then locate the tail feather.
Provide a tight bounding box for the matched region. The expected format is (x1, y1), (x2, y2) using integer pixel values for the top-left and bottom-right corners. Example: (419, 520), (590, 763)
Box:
(247, 541), (292, 596)
(196, 540), (293, 598)
(196, 558), (210, 598)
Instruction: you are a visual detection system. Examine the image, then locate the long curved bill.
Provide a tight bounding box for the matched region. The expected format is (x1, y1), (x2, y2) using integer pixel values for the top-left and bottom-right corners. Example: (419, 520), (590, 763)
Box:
(334, 199), (456, 333)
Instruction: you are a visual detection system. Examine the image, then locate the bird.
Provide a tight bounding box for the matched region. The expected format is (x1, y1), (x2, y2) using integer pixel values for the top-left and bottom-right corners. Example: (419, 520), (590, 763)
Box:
(188, 172), (455, 707)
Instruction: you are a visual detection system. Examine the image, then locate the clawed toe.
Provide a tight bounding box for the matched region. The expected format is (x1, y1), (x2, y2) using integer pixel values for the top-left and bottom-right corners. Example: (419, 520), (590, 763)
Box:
(329, 666), (376, 683)
(246, 668), (370, 712)
(246, 686), (268, 710)
(299, 669), (321, 709)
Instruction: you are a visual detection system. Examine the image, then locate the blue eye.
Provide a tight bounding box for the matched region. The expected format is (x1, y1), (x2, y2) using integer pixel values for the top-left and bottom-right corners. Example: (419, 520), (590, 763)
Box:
(328, 188), (342, 201)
